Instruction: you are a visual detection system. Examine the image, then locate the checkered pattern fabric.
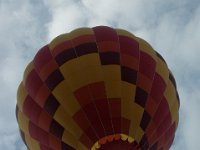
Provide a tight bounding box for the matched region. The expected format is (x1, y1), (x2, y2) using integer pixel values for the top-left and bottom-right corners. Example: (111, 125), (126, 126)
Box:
(16, 26), (180, 150)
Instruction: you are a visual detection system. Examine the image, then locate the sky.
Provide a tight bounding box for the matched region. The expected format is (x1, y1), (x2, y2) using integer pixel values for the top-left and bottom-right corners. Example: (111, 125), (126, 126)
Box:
(0, 0), (200, 149)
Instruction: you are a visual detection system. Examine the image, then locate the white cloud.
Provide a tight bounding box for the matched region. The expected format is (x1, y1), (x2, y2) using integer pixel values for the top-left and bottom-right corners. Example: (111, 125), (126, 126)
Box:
(1, 0), (200, 149)
(171, 86), (200, 150)
(44, 0), (90, 40)
(0, 131), (26, 150)
(0, 0), (50, 149)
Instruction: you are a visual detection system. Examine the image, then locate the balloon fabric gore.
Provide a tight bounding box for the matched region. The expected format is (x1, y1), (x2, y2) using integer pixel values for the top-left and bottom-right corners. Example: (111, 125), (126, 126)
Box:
(16, 26), (180, 150)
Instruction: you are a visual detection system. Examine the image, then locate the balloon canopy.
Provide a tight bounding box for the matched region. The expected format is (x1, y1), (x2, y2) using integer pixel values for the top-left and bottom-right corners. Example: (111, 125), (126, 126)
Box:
(16, 26), (180, 150)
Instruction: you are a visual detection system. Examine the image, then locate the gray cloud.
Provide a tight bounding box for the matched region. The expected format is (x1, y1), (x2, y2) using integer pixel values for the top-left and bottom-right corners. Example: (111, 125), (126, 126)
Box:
(0, 0), (200, 149)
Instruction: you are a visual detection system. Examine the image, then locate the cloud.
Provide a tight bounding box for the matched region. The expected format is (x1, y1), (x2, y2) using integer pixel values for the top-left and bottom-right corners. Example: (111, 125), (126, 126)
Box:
(43, 0), (89, 40)
(0, 0), (51, 149)
(170, 83), (200, 150)
(1, 0), (200, 149)
(0, 132), (26, 150)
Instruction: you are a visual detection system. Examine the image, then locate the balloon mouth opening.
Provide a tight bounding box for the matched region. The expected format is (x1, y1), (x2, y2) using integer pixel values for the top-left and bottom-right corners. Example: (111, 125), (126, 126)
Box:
(91, 134), (140, 150)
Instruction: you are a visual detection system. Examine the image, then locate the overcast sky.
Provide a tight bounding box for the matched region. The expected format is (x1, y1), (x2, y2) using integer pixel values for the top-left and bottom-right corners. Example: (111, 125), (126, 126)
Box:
(0, 0), (200, 149)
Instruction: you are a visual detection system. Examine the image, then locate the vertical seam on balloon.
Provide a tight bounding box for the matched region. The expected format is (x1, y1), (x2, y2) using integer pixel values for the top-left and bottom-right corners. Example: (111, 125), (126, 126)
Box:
(20, 62), (59, 148)
(22, 64), (43, 144)
(115, 28), (123, 136)
(92, 26), (115, 136)
(141, 52), (170, 149)
(140, 48), (158, 149)
(81, 29), (108, 139)
(133, 36), (142, 143)
(92, 27), (114, 136)
(47, 37), (99, 149)
(109, 27), (123, 135)
(69, 34), (103, 142)
(151, 99), (176, 145)
(70, 35), (101, 142)
(40, 44), (82, 145)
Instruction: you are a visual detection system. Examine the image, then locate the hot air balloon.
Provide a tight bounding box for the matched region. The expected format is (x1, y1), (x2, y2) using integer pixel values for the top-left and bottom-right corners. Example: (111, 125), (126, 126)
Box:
(16, 26), (180, 150)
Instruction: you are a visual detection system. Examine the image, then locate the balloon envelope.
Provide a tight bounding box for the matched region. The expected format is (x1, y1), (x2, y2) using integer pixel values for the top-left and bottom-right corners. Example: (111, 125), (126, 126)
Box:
(16, 26), (180, 150)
